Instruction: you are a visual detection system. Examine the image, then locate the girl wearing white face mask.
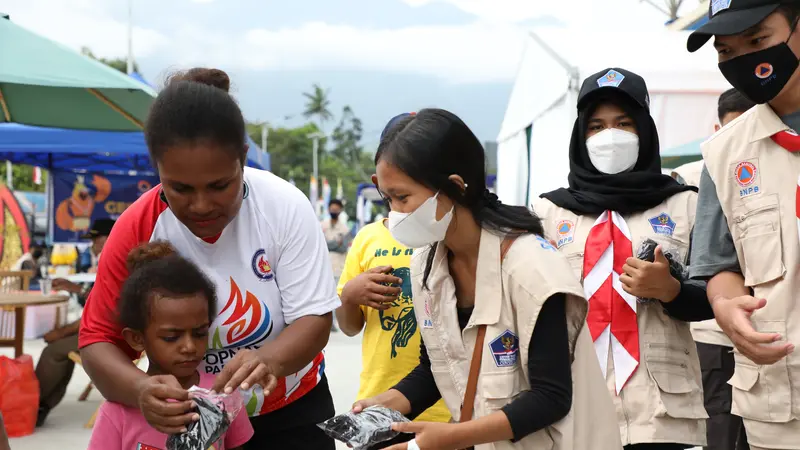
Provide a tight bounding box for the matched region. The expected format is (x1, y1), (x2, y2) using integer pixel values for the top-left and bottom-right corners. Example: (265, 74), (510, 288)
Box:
(534, 68), (714, 450)
(351, 108), (622, 450)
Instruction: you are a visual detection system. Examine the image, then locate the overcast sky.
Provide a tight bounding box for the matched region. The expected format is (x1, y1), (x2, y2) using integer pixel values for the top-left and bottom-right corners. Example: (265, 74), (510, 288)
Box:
(2, 0), (703, 145)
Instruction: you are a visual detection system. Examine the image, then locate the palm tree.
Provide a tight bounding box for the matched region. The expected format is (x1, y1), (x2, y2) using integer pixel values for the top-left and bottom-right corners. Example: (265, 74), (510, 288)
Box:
(302, 84), (333, 133)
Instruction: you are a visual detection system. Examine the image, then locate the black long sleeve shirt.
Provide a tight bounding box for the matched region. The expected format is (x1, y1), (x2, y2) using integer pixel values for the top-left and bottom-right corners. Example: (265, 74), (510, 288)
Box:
(392, 294), (572, 442)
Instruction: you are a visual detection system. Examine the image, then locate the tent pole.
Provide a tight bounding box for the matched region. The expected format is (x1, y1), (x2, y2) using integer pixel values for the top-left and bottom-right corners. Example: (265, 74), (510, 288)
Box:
(86, 88), (143, 129)
(528, 30), (580, 87)
(0, 86), (11, 122)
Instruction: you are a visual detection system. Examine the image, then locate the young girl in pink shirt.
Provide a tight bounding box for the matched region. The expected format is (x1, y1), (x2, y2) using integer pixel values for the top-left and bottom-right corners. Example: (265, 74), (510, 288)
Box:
(88, 242), (253, 450)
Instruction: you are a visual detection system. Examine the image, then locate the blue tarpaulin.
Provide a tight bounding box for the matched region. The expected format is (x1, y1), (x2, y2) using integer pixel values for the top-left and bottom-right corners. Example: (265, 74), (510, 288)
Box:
(0, 122), (270, 173)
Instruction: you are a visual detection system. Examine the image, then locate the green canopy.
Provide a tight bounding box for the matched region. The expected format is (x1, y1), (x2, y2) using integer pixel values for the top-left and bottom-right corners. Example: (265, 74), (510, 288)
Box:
(661, 138), (704, 169)
(0, 14), (156, 131)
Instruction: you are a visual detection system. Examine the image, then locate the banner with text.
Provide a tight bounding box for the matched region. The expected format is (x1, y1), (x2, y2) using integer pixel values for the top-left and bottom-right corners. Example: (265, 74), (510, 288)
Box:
(51, 171), (159, 243)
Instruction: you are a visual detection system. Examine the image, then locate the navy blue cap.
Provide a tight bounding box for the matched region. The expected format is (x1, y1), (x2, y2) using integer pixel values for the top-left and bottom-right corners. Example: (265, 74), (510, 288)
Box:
(688, 0), (784, 52)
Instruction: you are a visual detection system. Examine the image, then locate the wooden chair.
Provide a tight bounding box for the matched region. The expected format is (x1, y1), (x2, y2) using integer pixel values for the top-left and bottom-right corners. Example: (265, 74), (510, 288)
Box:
(0, 271), (33, 357)
(68, 351), (98, 428)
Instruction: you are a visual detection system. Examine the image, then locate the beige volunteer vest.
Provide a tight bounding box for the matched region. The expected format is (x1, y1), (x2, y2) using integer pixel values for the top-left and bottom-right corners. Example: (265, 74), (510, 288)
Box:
(412, 229), (622, 450)
(669, 161), (734, 347)
(702, 104), (800, 449)
(671, 160), (704, 188)
(533, 193), (707, 447)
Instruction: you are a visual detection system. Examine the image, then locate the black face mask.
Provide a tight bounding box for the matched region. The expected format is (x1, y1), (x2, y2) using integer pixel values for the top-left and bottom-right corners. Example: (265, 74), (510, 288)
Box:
(329, 212), (340, 220)
(719, 30), (800, 104)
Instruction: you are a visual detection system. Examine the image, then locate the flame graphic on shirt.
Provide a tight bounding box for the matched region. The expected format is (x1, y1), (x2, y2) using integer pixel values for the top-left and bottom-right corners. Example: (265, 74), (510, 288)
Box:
(211, 277), (273, 349)
(258, 256), (271, 274)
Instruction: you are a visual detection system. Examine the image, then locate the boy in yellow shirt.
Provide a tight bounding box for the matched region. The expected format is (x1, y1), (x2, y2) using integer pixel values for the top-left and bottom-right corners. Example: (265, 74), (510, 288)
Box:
(336, 114), (450, 428)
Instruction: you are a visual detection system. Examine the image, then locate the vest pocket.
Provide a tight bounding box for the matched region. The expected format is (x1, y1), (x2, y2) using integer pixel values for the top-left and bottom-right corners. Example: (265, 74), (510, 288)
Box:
(566, 251), (584, 280)
(728, 321), (792, 423)
(645, 344), (707, 419)
(481, 372), (520, 412)
(732, 195), (785, 287)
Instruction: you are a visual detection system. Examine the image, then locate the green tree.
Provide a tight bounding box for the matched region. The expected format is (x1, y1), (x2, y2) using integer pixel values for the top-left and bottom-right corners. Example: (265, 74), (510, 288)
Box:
(247, 122), (321, 197)
(6, 164), (47, 193)
(330, 105), (371, 182)
(80, 47), (139, 73)
(302, 84), (333, 133)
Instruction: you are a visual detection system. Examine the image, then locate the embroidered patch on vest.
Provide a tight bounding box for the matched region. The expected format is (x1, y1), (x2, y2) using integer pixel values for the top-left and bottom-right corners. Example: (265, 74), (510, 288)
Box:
(732, 159), (760, 198)
(535, 235), (557, 252)
(489, 330), (519, 368)
(422, 299), (433, 328)
(647, 213), (676, 236)
(556, 220), (575, 248)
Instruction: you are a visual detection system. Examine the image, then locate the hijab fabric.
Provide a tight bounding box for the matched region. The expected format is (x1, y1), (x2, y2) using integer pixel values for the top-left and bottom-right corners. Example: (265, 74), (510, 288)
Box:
(540, 93), (696, 215)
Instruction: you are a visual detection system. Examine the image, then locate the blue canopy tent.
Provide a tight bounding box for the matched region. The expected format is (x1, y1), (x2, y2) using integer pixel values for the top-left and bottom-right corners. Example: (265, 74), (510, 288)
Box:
(0, 122), (270, 173)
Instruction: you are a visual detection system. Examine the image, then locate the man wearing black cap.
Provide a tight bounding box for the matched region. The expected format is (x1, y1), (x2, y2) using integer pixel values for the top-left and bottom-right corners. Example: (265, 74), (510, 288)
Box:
(688, 2), (800, 449)
(35, 218), (114, 427)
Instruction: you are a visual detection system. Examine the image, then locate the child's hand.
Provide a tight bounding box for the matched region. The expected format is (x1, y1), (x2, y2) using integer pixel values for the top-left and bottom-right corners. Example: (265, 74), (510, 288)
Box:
(137, 374), (198, 434)
(211, 349), (278, 395)
(340, 266), (402, 310)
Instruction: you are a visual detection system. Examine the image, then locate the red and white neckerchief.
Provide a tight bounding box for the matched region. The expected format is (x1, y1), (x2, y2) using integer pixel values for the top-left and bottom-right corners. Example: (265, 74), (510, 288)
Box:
(771, 129), (800, 246)
(583, 211), (639, 394)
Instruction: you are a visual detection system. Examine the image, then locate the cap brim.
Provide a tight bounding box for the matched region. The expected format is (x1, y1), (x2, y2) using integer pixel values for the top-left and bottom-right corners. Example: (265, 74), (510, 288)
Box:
(687, 4), (780, 52)
(578, 86), (647, 111)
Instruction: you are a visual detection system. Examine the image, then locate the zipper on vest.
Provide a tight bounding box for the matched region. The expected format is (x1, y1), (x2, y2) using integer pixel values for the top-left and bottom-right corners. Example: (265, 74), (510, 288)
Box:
(734, 203), (779, 224)
(647, 342), (691, 356)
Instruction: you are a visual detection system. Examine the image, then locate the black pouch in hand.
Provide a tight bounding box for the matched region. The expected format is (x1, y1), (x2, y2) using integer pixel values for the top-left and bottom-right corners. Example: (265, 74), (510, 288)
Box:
(635, 238), (689, 303)
(166, 395), (231, 450)
(317, 406), (411, 450)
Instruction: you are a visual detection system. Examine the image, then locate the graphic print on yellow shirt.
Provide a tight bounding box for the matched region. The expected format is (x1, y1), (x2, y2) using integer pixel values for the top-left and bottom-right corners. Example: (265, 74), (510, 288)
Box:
(338, 221), (450, 423)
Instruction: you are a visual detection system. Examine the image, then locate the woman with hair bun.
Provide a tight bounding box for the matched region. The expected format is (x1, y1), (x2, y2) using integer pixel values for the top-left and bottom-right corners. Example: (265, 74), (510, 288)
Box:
(78, 68), (340, 449)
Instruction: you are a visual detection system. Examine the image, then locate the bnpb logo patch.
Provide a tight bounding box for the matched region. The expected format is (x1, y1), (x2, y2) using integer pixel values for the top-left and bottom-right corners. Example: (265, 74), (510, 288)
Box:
(734, 161), (757, 186)
(489, 330), (519, 368)
(556, 220), (575, 248)
(251, 249), (274, 281)
(733, 160), (760, 198)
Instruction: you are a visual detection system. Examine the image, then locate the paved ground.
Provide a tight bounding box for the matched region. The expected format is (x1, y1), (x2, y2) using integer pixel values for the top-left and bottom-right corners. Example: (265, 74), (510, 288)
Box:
(5, 333), (702, 450)
(6, 332), (361, 450)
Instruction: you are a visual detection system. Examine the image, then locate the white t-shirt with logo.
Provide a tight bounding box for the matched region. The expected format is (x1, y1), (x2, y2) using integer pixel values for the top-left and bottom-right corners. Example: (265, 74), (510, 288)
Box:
(80, 167), (340, 417)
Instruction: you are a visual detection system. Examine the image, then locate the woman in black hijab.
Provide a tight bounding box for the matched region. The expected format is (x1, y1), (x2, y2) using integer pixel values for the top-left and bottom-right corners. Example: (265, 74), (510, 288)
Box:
(534, 68), (713, 450)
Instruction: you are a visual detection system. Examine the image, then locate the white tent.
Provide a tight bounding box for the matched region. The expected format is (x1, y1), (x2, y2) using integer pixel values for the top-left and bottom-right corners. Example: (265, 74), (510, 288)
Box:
(496, 29), (731, 206)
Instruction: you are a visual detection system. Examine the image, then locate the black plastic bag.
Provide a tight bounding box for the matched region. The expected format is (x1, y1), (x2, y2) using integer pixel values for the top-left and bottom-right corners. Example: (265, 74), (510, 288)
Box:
(317, 406), (411, 450)
(635, 238), (689, 303)
(166, 387), (243, 450)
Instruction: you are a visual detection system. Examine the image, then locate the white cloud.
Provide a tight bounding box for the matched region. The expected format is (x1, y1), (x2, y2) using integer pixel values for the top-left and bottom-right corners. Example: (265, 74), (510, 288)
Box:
(403, 0), (704, 29)
(1, 0), (704, 85)
(3, 0), (168, 60)
(165, 21), (529, 83)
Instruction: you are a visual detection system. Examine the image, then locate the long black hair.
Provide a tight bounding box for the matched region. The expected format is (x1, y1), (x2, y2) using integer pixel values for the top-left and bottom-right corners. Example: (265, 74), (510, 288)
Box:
(376, 108), (544, 288)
